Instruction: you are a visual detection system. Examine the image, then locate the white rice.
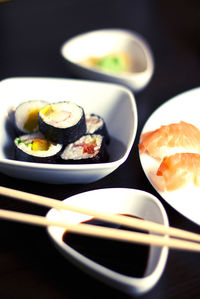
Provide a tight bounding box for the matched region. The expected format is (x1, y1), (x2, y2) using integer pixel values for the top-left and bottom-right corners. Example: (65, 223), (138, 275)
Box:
(86, 114), (103, 134)
(61, 134), (103, 160)
(15, 132), (62, 157)
(39, 101), (83, 128)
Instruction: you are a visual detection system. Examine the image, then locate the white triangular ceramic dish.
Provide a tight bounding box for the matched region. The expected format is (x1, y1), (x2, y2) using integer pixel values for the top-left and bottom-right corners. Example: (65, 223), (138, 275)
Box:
(61, 29), (154, 92)
(46, 188), (168, 295)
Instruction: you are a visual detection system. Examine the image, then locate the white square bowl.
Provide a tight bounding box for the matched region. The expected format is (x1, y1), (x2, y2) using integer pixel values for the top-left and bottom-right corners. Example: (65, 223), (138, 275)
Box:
(0, 77), (137, 184)
(46, 188), (169, 295)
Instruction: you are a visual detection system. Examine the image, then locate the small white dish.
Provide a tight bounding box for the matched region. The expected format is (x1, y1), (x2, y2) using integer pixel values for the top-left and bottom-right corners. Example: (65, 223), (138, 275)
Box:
(139, 87), (200, 225)
(0, 77), (137, 184)
(46, 188), (169, 296)
(61, 28), (154, 92)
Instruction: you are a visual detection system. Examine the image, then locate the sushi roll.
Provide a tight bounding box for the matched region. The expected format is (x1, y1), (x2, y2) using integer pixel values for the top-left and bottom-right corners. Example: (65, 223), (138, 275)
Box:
(15, 100), (48, 134)
(39, 101), (86, 144)
(14, 132), (62, 163)
(86, 113), (110, 144)
(60, 134), (109, 164)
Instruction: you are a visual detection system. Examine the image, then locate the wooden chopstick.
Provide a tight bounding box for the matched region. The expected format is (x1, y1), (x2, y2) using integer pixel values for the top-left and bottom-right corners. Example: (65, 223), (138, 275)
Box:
(0, 186), (200, 243)
(0, 186), (200, 249)
(0, 208), (200, 252)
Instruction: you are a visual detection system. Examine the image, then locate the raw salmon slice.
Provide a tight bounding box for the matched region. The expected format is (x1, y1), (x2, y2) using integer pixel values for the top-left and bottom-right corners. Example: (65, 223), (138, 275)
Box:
(155, 153), (200, 191)
(139, 121), (200, 160)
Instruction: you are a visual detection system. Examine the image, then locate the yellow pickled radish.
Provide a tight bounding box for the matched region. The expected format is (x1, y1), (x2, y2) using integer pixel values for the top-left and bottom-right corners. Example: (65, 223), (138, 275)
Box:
(31, 139), (51, 151)
(41, 105), (55, 117)
(23, 108), (40, 132)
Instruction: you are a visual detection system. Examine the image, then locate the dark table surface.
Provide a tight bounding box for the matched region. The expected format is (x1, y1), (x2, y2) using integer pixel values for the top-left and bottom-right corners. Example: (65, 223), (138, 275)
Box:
(0, 0), (200, 298)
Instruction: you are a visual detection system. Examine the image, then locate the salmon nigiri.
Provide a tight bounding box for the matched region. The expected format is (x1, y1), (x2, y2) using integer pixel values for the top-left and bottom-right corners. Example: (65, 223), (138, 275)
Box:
(139, 121), (200, 160)
(153, 153), (200, 191)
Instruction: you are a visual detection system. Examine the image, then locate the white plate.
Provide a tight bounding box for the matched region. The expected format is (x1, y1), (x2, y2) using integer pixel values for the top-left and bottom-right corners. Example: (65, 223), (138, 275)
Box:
(61, 28), (154, 92)
(0, 77), (137, 184)
(139, 87), (200, 225)
(46, 188), (169, 296)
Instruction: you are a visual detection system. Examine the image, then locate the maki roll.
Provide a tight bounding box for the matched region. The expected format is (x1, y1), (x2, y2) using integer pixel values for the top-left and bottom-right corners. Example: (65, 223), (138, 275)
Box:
(86, 113), (110, 144)
(14, 132), (62, 163)
(39, 101), (86, 144)
(60, 134), (109, 164)
(15, 100), (48, 134)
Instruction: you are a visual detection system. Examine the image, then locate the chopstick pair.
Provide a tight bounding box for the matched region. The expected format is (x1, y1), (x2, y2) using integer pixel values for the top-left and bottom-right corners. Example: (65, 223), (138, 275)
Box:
(0, 186), (200, 252)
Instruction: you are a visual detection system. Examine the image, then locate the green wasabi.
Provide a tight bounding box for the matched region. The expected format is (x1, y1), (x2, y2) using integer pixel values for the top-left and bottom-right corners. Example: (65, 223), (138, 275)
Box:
(96, 54), (127, 72)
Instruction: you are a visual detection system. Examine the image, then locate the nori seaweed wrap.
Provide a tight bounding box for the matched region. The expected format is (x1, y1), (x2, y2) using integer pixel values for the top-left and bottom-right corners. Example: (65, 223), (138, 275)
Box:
(60, 134), (109, 164)
(14, 132), (63, 163)
(38, 101), (86, 144)
(86, 113), (110, 144)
